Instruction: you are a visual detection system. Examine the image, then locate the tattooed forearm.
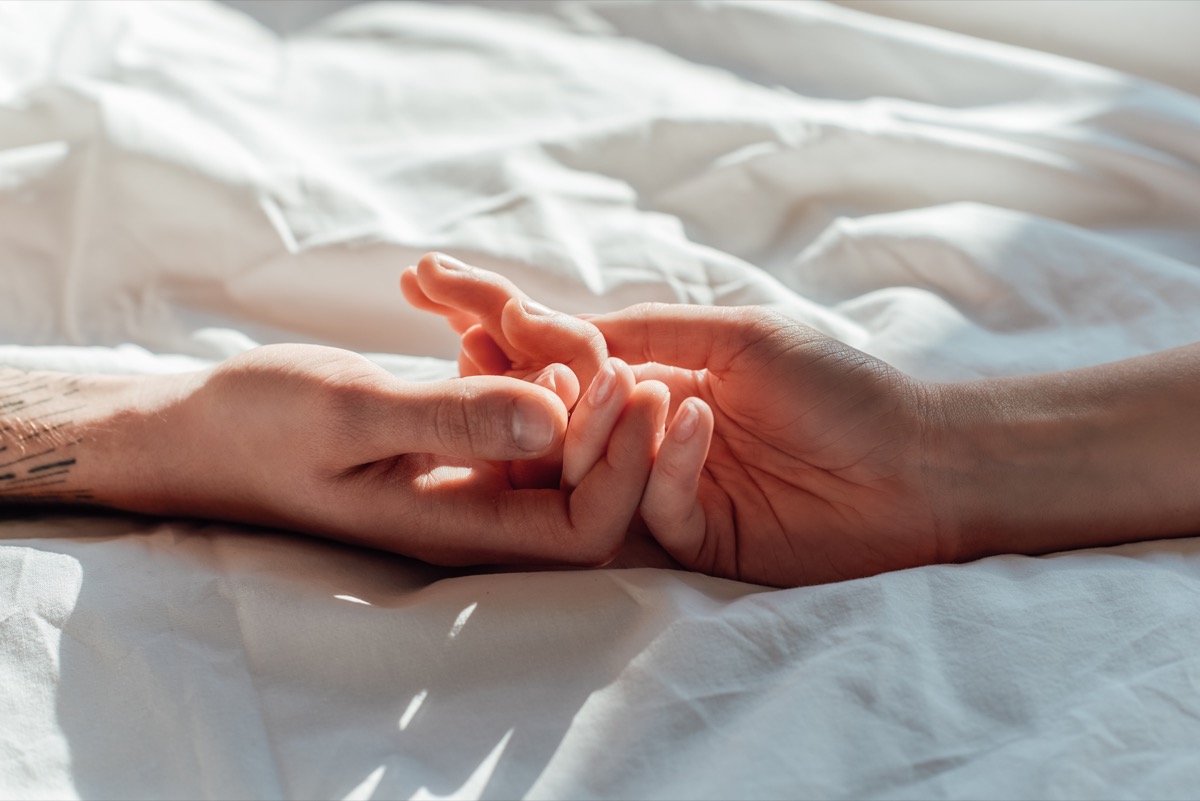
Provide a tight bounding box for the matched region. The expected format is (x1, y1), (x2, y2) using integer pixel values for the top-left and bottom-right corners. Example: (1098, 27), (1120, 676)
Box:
(0, 369), (95, 503)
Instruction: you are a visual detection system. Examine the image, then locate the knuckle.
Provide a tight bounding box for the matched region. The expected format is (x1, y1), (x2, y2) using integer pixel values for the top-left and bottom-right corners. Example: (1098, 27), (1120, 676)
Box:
(629, 301), (672, 319)
(753, 306), (790, 330)
(737, 305), (787, 339)
(581, 326), (608, 358)
(606, 434), (642, 469)
(572, 526), (625, 568)
(560, 495), (636, 568)
(314, 375), (387, 455)
(433, 392), (480, 452)
(654, 454), (692, 486)
(639, 481), (680, 527)
(639, 507), (674, 542)
(720, 306), (797, 362)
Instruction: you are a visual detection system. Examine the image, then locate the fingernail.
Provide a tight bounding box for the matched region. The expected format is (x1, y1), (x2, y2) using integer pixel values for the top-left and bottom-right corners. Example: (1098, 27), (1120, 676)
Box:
(673, 401), (700, 442)
(535, 368), (557, 394)
(513, 395), (555, 452)
(434, 253), (472, 272)
(521, 299), (556, 316)
(588, 362), (616, 407)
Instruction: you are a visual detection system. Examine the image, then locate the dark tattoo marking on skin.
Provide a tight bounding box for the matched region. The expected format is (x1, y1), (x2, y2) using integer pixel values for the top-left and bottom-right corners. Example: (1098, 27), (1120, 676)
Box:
(1, 470), (70, 486)
(6, 480), (69, 493)
(9, 396), (55, 413)
(0, 383), (47, 399)
(0, 447), (61, 469)
(0, 372), (93, 503)
(29, 459), (76, 473)
(40, 405), (86, 420)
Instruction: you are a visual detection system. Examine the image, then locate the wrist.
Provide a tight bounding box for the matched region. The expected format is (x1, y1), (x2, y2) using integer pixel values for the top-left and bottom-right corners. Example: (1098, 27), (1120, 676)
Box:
(99, 371), (203, 517)
(0, 368), (173, 509)
(926, 363), (1200, 563)
(923, 379), (1083, 562)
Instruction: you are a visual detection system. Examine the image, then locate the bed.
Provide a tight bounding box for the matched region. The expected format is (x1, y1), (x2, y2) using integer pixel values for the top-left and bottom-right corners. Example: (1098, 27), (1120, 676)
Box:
(3, 1), (1200, 798)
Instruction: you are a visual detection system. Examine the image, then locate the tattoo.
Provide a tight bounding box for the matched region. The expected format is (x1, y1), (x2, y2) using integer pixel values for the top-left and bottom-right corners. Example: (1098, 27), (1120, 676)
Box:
(0, 370), (94, 504)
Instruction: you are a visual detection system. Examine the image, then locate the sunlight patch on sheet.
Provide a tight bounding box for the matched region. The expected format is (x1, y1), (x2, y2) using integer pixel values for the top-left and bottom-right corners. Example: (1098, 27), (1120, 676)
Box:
(398, 689), (428, 731)
(334, 593), (371, 606)
(342, 765), (385, 801)
(448, 601), (478, 640)
(411, 729), (514, 801)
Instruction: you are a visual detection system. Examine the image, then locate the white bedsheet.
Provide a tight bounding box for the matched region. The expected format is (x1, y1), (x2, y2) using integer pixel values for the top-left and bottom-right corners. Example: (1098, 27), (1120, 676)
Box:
(2, 1), (1200, 798)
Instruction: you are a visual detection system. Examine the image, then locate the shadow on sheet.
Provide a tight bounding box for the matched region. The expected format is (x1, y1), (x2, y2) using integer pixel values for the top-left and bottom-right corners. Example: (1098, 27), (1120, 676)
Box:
(2, 513), (754, 799)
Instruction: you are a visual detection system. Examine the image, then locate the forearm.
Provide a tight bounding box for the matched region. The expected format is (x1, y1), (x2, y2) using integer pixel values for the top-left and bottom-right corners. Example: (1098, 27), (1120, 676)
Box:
(929, 344), (1200, 562)
(0, 367), (176, 511)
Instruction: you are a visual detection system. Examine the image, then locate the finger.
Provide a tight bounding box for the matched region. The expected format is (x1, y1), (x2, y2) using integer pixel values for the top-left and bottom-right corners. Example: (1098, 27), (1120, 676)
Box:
(380, 486), (597, 568)
(399, 266), (442, 312)
(527, 362), (580, 410)
(461, 324), (512, 376)
(345, 383), (667, 568)
(560, 358), (635, 490)
(563, 379), (670, 564)
(628, 361), (706, 418)
(361, 375), (567, 461)
(414, 252), (524, 350)
(591, 303), (790, 375)
(640, 397), (714, 567)
(415, 253), (607, 391)
(457, 349), (481, 378)
(400, 266), (478, 333)
(500, 296), (607, 395)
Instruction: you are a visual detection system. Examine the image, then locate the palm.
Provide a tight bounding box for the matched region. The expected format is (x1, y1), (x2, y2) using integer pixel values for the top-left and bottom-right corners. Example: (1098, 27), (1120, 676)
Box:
(636, 338), (939, 587)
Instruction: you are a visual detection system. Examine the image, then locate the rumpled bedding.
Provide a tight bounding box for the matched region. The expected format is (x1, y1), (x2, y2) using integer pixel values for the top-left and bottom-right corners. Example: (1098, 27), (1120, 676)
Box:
(2, 1), (1200, 798)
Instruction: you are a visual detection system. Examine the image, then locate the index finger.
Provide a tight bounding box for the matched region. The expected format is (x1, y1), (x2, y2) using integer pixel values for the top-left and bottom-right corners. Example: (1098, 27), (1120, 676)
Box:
(414, 253), (524, 356)
(416, 253), (607, 393)
(590, 303), (790, 376)
(400, 266), (479, 334)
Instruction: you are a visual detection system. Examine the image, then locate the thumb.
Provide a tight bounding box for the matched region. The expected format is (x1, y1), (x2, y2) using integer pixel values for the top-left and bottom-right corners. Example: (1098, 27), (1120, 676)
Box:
(371, 376), (567, 461)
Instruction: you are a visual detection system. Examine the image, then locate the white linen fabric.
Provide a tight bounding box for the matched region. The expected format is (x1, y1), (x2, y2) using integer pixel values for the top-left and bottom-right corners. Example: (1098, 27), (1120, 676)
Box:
(2, 1), (1200, 798)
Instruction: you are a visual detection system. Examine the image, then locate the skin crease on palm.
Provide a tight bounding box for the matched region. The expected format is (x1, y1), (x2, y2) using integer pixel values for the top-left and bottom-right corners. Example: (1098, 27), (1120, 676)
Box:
(401, 252), (946, 588)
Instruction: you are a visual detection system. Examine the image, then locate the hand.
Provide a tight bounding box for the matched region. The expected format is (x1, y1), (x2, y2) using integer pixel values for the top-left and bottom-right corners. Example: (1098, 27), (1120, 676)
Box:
(403, 255), (945, 587)
(592, 304), (944, 587)
(401, 253), (608, 402)
(116, 344), (667, 567)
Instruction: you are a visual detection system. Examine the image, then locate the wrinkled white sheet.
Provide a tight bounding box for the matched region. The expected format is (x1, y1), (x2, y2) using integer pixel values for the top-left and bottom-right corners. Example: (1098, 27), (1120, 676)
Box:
(3, 1), (1200, 798)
